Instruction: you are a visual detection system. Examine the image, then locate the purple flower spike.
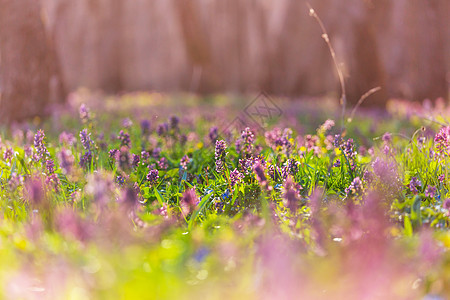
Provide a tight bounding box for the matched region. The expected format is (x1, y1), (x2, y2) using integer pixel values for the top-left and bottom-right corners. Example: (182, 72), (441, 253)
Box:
(79, 103), (90, 122)
(435, 126), (450, 155)
(147, 169), (159, 185)
(180, 155), (190, 170)
(34, 129), (49, 162)
(345, 177), (363, 196)
(230, 169), (244, 187)
(79, 129), (94, 151)
(209, 126), (219, 142)
(58, 148), (74, 175)
(253, 162), (267, 185)
(215, 140), (227, 173)
(425, 185), (437, 198)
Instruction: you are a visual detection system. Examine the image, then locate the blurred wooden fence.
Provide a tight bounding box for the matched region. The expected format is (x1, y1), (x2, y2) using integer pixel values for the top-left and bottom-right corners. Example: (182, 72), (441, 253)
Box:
(40, 0), (449, 104)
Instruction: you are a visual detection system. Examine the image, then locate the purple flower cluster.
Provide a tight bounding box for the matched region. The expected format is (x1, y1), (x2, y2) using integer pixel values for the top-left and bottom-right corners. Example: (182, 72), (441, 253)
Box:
(434, 126), (450, 155)
(140, 120), (151, 135)
(169, 115), (179, 130)
(141, 151), (150, 162)
(79, 104), (90, 123)
(3, 147), (13, 161)
(268, 165), (282, 181)
(236, 127), (255, 155)
(371, 157), (401, 192)
(8, 172), (23, 190)
(122, 118), (133, 128)
(444, 199), (450, 211)
(34, 130), (49, 162)
(59, 131), (76, 146)
(253, 161), (267, 184)
(158, 157), (168, 170)
(425, 185), (437, 198)
(79, 129), (94, 168)
(109, 149), (119, 160)
(119, 146), (131, 170)
(283, 177), (300, 211)
(345, 177), (363, 196)
(80, 129), (94, 151)
(152, 147), (161, 159)
(409, 177), (421, 194)
(180, 155), (190, 170)
(230, 169), (244, 187)
(285, 159), (299, 176)
(209, 126), (218, 142)
(118, 130), (131, 148)
(157, 123), (169, 136)
(265, 128), (293, 153)
(319, 119), (335, 133)
(132, 154), (140, 168)
(382, 132), (392, 143)
(215, 140), (227, 173)
(147, 169), (159, 185)
(79, 151), (93, 169)
(342, 139), (357, 160)
(334, 134), (342, 148)
(333, 159), (341, 168)
(45, 159), (60, 188)
(25, 177), (44, 207)
(181, 188), (199, 215)
(46, 159), (56, 174)
(57, 148), (74, 175)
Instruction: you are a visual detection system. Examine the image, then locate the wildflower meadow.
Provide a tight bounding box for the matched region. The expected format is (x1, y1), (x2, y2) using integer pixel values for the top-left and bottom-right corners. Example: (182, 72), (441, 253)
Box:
(0, 92), (448, 299)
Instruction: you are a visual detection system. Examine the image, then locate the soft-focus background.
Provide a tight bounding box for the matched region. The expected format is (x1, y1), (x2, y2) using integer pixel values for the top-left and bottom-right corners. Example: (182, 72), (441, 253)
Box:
(0, 0), (449, 120)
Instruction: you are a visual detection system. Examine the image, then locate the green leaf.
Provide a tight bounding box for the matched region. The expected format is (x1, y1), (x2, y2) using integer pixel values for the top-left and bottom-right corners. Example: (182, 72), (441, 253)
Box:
(404, 215), (413, 237)
(411, 195), (422, 225)
(188, 192), (213, 231)
(154, 188), (165, 206)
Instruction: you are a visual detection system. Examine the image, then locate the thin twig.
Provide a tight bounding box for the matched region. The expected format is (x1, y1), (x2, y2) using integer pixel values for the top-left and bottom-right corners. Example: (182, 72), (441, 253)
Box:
(347, 87), (381, 122)
(307, 3), (347, 131)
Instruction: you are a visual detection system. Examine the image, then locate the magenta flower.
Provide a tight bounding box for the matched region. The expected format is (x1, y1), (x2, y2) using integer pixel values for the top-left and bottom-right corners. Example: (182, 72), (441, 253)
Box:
(215, 140), (227, 173)
(253, 161), (267, 185)
(443, 199), (450, 210)
(132, 154), (140, 168)
(382, 132), (392, 143)
(425, 185), (437, 198)
(181, 188), (199, 215)
(147, 169), (159, 186)
(283, 177), (300, 211)
(3, 147), (13, 161)
(59, 131), (76, 146)
(34, 129), (49, 161)
(180, 155), (190, 170)
(319, 119), (335, 132)
(434, 126), (450, 155)
(158, 157), (168, 170)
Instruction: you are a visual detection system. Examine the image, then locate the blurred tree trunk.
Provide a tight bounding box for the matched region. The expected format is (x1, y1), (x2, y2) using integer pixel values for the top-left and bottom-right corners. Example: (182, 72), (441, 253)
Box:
(173, 0), (220, 92)
(0, 0), (62, 123)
